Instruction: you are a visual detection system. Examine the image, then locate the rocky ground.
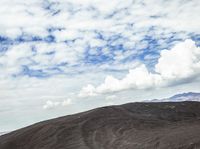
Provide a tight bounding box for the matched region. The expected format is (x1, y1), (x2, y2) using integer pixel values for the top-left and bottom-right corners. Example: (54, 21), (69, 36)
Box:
(1, 101), (200, 149)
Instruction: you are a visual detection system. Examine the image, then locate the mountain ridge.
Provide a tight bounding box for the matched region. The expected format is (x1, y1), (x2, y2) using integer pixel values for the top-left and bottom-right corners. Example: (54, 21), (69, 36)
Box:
(147, 92), (200, 102)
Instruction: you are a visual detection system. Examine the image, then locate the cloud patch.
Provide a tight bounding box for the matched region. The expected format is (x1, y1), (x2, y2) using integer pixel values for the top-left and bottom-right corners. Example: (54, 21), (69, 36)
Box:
(79, 39), (200, 97)
(43, 98), (72, 110)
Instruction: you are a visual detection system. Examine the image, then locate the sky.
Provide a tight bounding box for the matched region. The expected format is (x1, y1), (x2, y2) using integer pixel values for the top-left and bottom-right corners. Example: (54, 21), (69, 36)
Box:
(0, 0), (200, 132)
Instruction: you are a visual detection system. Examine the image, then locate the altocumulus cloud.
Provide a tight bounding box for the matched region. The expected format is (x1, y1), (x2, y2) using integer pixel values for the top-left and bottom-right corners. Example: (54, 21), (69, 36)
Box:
(79, 39), (200, 97)
(0, 0), (200, 79)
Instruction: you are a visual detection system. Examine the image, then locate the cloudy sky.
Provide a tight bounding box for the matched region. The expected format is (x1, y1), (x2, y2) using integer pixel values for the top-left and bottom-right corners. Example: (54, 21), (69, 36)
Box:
(0, 0), (200, 132)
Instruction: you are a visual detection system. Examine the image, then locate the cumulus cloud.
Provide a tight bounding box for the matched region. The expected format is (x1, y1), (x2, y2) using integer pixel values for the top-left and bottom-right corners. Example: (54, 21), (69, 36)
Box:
(78, 84), (97, 97)
(155, 39), (200, 80)
(79, 39), (200, 97)
(43, 98), (72, 110)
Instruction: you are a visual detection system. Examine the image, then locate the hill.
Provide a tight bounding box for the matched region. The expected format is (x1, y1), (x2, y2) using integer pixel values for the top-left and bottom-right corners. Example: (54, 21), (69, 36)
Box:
(1, 101), (200, 149)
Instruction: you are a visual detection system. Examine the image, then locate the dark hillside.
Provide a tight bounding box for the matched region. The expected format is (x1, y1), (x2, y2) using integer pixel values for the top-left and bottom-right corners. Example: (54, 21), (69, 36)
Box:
(1, 101), (200, 149)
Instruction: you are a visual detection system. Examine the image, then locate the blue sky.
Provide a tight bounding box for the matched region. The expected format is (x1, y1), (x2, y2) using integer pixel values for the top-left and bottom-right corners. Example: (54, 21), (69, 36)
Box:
(0, 0), (200, 131)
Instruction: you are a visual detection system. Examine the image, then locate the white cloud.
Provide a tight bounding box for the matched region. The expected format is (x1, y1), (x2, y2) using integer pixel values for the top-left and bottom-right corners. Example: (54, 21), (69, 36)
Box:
(79, 65), (162, 97)
(0, 0), (199, 40)
(61, 98), (72, 106)
(43, 100), (60, 110)
(33, 42), (81, 66)
(0, 0), (199, 78)
(79, 39), (200, 97)
(43, 98), (72, 110)
(53, 30), (81, 42)
(155, 39), (200, 80)
(79, 84), (97, 97)
(0, 43), (34, 75)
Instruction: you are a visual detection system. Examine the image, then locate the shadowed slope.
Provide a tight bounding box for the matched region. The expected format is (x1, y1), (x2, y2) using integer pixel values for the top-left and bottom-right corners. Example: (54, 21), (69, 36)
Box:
(1, 101), (200, 149)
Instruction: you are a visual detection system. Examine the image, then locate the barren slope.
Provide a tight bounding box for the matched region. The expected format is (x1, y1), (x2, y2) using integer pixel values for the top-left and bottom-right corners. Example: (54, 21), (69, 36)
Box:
(1, 101), (200, 149)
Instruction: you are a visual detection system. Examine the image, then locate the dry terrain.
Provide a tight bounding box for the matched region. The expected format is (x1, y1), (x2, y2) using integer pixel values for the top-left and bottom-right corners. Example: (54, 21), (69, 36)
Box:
(1, 101), (200, 149)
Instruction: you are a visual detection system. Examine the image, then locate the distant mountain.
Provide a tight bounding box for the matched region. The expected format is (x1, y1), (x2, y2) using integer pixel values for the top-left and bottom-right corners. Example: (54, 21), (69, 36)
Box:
(1, 101), (200, 149)
(169, 92), (200, 101)
(149, 92), (200, 102)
